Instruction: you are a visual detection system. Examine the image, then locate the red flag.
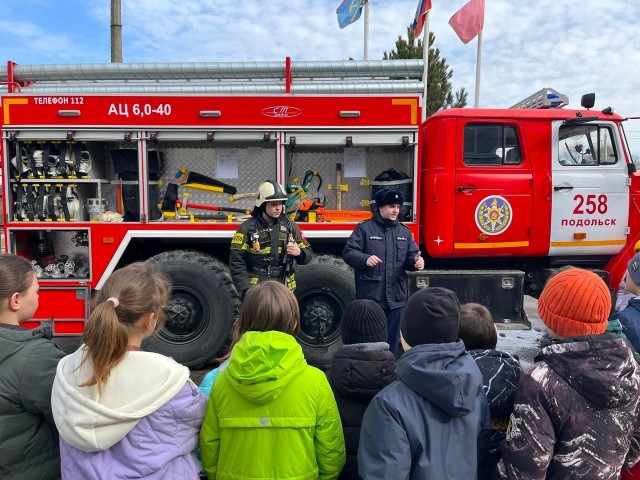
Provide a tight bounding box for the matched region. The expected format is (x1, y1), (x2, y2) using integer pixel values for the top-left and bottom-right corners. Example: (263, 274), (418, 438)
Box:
(412, 0), (432, 37)
(449, 0), (485, 44)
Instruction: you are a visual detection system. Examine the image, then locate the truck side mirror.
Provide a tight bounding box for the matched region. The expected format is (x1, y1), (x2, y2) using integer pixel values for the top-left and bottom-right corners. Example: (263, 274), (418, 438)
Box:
(628, 163), (637, 174)
(581, 93), (595, 109)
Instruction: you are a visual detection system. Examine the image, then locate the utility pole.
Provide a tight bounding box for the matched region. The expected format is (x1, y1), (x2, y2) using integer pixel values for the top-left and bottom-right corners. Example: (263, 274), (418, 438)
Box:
(363, 0), (369, 60)
(110, 0), (123, 63)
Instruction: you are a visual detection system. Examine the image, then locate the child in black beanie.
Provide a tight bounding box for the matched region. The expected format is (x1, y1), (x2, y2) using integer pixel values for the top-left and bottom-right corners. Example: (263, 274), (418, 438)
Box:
(358, 287), (489, 480)
(329, 299), (396, 480)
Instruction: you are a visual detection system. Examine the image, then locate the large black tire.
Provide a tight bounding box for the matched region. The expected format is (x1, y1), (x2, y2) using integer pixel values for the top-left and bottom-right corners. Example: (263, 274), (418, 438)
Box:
(294, 255), (355, 369)
(143, 250), (239, 368)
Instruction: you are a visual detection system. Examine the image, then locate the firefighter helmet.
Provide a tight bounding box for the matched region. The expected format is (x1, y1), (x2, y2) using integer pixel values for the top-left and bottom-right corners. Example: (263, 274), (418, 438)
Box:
(255, 180), (288, 208)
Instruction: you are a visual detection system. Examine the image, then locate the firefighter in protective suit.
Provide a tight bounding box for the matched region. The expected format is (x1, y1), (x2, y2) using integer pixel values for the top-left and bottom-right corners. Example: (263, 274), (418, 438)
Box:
(230, 180), (313, 298)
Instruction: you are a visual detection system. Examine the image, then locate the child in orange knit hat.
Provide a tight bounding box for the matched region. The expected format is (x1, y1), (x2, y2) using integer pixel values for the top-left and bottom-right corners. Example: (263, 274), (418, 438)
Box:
(538, 268), (611, 338)
(501, 268), (640, 480)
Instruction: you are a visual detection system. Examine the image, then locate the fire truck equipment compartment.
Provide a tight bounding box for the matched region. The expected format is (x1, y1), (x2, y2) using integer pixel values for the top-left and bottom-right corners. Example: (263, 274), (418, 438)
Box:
(408, 270), (528, 328)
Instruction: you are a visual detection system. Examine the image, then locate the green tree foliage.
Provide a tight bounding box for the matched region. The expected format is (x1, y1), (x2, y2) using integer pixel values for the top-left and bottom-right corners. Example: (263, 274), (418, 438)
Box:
(384, 27), (468, 117)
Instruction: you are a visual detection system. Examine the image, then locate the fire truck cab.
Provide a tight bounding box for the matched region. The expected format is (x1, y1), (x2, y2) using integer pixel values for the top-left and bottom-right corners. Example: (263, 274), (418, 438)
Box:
(418, 88), (638, 300)
(425, 107), (630, 256)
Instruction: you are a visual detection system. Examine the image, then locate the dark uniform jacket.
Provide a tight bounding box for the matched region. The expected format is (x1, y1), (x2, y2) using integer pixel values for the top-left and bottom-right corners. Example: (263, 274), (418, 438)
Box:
(358, 340), (490, 480)
(501, 333), (640, 480)
(229, 213), (312, 295)
(328, 342), (397, 480)
(0, 321), (66, 480)
(470, 349), (523, 480)
(342, 210), (419, 310)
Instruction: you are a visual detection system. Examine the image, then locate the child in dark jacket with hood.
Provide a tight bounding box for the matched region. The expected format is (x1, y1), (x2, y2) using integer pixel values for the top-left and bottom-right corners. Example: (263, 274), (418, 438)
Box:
(502, 268), (640, 479)
(358, 287), (489, 480)
(611, 251), (640, 353)
(0, 254), (66, 480)
(329, 299), (397, 479)
(458, 303), (522, 480)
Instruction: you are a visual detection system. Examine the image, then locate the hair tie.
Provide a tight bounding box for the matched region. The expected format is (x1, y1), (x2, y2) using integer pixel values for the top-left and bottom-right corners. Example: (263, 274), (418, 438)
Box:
(107, 297), (120, 308)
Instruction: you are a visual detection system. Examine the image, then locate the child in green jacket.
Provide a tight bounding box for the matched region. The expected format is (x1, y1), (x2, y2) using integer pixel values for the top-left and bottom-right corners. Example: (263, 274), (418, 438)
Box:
(200, 281), (345, 480)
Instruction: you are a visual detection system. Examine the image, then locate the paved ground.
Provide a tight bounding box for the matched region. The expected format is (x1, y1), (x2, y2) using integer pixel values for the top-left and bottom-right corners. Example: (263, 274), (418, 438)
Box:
(497, 295), (546, 369)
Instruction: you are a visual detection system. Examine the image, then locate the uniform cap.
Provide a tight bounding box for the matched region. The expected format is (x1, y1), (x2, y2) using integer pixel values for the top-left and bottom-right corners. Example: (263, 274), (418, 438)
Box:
(538, 269), (610, 338)
(375, 188), (404, 208)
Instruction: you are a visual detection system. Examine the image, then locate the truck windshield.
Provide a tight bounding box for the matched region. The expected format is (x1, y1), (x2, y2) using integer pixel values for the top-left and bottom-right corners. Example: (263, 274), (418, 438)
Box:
(558, 124), (618, 166)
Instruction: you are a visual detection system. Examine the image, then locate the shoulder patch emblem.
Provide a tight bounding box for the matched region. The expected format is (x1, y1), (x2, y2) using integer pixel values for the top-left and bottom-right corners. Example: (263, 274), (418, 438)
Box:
(231, 233), (245, 245)
(505, 413), (521, 441)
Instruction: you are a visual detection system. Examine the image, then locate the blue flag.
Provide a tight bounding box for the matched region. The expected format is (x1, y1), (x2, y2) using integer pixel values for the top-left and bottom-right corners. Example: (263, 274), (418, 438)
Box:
(337, 0), (365, 29)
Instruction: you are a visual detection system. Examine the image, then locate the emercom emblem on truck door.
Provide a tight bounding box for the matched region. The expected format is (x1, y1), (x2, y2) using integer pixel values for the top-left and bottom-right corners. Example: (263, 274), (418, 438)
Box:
(549, 120), (628, 256)
(475, 195), (513, 235)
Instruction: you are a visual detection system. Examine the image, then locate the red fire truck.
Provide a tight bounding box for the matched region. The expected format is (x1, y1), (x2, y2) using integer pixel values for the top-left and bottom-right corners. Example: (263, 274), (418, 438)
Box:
(1, 59), (638, 367)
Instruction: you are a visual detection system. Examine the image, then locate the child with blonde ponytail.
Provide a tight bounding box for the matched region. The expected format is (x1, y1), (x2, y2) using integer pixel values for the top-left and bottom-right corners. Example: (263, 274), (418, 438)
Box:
(52, 262), (206, 479)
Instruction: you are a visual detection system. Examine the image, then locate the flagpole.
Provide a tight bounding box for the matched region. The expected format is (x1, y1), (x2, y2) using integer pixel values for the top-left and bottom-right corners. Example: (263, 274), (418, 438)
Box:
(421, 11), (430, 122)
(474, 29), (483, 107)
(363, 0), (370, 60)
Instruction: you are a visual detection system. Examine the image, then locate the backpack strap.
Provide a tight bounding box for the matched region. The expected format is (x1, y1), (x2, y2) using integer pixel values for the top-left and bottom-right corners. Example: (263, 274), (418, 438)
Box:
(248, 216), (258, 236)
(47, 189), (57, 221)
(74, 142), (83, 176)
(58, 143), (68, 177)
(42, 143), (52, 178)
(60, 185), (71, 221)
(36, 185), (46, 221)
(15, 184), (24, 221)
(25, 184), (35, 221)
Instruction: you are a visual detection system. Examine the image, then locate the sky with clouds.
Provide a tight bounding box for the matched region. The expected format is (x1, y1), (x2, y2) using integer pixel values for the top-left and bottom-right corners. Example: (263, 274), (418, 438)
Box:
(1, 0), (639, 153)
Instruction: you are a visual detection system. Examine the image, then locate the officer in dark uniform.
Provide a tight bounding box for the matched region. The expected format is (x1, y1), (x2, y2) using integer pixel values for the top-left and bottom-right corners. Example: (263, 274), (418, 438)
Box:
(342, 188), (424, 354)
(229, 180), (313, 298)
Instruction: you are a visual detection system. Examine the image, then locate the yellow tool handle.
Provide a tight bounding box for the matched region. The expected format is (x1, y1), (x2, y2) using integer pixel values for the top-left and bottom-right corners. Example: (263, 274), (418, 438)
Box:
(183, 183), (224, 193)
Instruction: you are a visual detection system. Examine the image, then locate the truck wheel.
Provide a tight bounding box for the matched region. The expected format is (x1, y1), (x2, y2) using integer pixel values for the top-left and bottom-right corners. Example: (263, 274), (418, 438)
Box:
(295, 255), (355, 370)
(143, 250), (239, 368)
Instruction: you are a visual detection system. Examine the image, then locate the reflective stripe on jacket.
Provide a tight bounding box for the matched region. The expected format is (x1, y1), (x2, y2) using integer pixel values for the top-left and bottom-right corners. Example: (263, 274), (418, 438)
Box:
(230, 215), (312, 294)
